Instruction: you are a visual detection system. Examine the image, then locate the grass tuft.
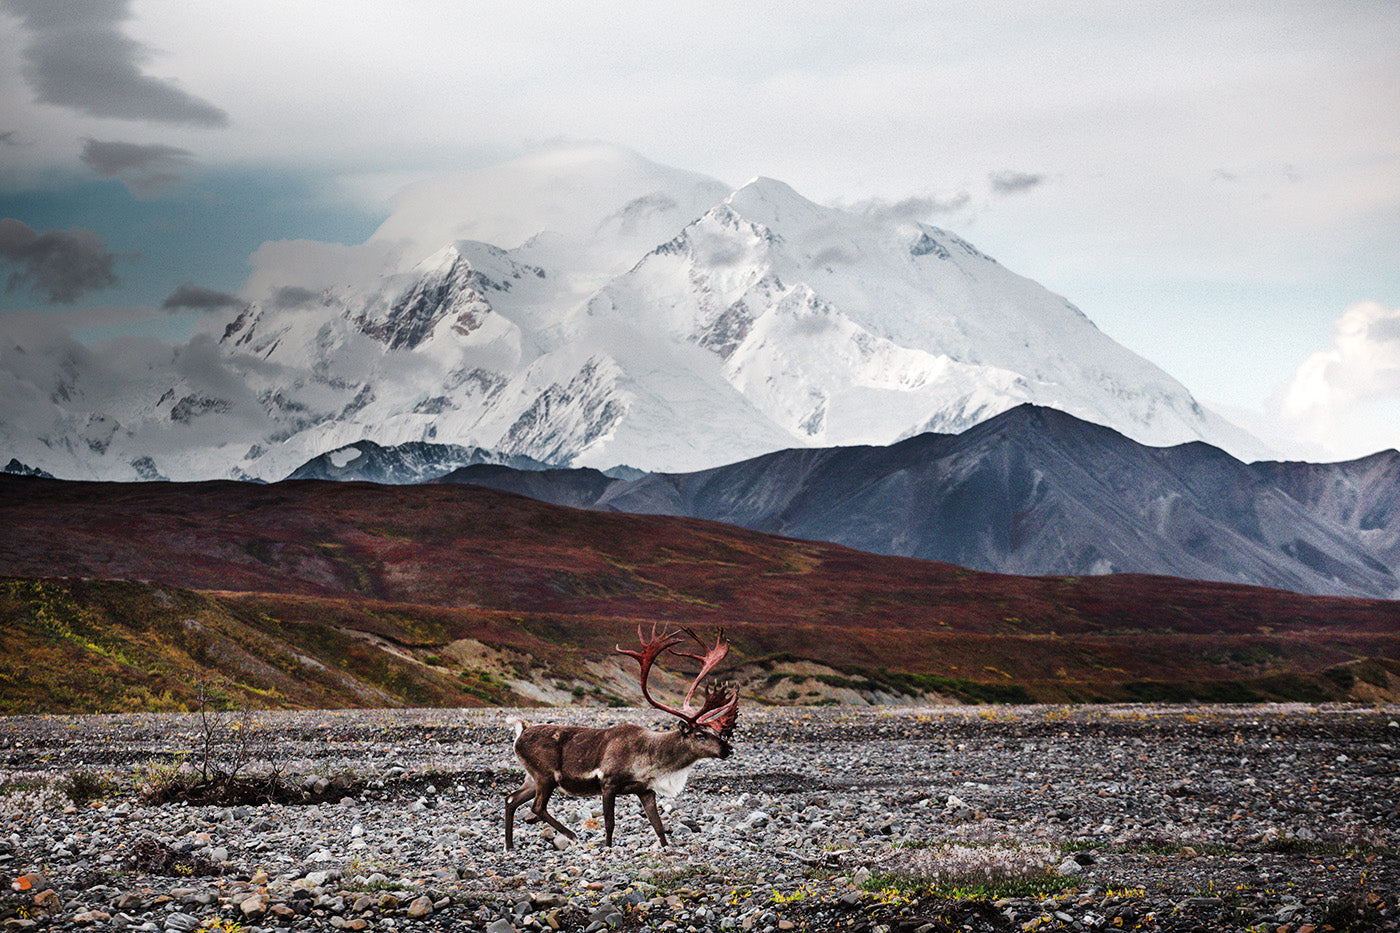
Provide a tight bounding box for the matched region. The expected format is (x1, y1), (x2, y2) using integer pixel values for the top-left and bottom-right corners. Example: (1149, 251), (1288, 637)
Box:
(57, 770), (115, 808)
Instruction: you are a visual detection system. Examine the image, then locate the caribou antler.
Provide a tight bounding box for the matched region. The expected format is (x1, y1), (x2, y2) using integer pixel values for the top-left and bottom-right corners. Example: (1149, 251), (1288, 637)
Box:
(616, 624), (739, 736)
(670, 627), (729, 710)
(615, 624), (688, 718)
(691, 680), (740, 738)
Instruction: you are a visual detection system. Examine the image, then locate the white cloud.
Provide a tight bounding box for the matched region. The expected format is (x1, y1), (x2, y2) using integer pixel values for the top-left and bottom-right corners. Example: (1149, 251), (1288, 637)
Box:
(0, 0), (1396, 459)
(241, 238), (402, 300)
(1275, 301), (1400, 459)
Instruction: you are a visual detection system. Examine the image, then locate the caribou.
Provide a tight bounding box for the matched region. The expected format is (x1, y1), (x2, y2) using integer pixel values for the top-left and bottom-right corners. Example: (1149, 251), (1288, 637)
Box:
(504, 626), (739, 849)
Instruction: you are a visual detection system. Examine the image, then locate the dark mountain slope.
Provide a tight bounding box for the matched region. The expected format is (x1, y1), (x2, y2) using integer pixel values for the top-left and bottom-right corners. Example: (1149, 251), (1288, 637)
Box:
(438, 405), (1399, 599)
(1254, 450), (1400, 572)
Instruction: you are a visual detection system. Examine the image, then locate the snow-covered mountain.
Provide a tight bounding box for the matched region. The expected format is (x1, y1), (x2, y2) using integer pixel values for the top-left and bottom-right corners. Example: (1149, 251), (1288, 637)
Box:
(1, 143), (1269, 481)
(284, 440), (549, 484)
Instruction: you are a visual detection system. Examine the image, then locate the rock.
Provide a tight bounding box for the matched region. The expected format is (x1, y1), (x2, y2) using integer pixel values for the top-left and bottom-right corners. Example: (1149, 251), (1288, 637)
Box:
(114, 892), (144, 911)
(406, 895), (434, 918)
(741, 810), (771, 829)
(9, 873), (47, 893)
(486, 920), (517, 933)
(164, 913), (200, 932)
(240, 893), (269, 918)
(71, 910), (111, 925)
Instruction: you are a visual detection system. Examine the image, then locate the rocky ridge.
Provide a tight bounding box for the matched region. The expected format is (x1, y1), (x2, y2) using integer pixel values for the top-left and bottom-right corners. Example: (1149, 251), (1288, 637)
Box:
(1, 704), (1396, 932)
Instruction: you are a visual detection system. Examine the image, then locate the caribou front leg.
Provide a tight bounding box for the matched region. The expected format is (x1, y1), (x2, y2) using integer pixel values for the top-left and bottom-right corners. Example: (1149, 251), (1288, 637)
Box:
(638, 788), (668, 846)
(602, 785), (619, 847)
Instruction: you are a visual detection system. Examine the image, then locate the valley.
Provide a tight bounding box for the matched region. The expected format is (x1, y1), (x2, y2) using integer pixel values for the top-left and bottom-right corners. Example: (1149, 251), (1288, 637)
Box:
(1, 474), (1396, 714)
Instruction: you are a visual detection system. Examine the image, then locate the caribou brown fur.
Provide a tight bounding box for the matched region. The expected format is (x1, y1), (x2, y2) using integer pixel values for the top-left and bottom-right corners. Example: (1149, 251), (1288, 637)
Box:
(504, 627), (739, 849)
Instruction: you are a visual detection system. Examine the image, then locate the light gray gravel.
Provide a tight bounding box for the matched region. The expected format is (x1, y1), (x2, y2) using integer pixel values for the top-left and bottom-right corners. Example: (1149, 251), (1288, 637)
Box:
(0, 703), (1396, 932)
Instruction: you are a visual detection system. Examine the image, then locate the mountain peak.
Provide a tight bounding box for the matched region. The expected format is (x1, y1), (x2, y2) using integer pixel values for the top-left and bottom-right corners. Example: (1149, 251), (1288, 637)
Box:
(373, 143), (730, 264)
(724, 176), (829, 233)
(412, 242), (469, 277)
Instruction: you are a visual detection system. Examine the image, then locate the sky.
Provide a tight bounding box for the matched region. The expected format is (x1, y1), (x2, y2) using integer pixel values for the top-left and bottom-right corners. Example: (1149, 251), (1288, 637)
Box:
(1, 0), (1398, 460)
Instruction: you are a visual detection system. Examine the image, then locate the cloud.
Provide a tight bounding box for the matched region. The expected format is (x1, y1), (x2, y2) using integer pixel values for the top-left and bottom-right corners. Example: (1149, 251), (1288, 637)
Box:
(988, 170), (1046, 195)
(0, 320), (274, 479)
(797, 191), (972, 268)
(2, 0), (228, 127)
(810, 244), (860, 266)
(162, 282), (242, 311)
(0, 218), (122, 303)
(272, 285), (320, 309)
(1276, 301), (1400, 458)
(0, 131), (20, 146)
(852, 193), (970, 222)
(242, 238), (402, 298)
(80, 138), (195, 196)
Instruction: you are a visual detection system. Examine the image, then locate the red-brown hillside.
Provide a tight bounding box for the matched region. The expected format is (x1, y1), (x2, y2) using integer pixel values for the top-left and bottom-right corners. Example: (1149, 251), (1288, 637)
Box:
(1, 474), (1397, 711)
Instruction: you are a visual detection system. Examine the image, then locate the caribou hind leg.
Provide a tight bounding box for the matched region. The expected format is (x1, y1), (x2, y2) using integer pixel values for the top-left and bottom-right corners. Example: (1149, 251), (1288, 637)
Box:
(506, 774), (576, 849)
(504, 779), (536, 850)
(528, 776), (577, 840)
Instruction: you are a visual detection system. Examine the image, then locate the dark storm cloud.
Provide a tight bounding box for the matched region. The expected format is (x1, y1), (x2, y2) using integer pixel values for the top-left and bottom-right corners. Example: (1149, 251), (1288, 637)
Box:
(80, 138), (195, 196)
(0, 131), (20, 146)
(80, 138), (192, 176)
(0, 218), (122, 304)
(2, 0), (229, 127)
(988, 170), (1046, 195)
(162, 282), (242, 311)
(272, 285), (320, 309)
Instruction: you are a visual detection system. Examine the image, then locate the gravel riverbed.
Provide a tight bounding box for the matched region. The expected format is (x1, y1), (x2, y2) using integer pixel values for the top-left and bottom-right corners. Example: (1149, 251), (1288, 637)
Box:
(0, 704), (1396, 933)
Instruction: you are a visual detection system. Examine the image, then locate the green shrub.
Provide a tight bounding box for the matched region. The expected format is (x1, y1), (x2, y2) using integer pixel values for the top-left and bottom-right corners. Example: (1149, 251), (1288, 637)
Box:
(58, 770), (115, 808)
